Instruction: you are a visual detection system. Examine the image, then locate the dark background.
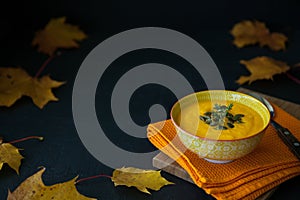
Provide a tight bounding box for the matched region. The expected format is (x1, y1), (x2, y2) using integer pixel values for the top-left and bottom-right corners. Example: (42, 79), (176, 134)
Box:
(0, 0), (300, 199)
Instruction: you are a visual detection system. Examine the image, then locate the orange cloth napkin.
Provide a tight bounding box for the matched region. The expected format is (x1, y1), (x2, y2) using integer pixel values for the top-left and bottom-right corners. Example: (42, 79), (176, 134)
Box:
(147, 104), (300, 200)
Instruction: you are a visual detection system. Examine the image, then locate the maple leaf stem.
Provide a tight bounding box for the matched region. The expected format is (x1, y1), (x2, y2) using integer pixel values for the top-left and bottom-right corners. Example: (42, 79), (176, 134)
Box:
(35, 51), (61, 78)
(286, 73), (300, 84)
(8, 136), (44, 144)
(75, 174), (112, 184)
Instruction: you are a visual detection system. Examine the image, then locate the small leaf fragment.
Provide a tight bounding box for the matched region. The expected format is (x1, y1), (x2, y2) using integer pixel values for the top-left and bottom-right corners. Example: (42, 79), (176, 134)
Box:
(227, 122), (234, 128)
(200, 103), (242, 130)
(216, 125), (228, 130)
(230, 20), (287, 51)
(233, 114), (245, 121)
(236, 56), (290, 85)
(7, 168), (96, 200)
(32, 17), (87, 55)
(0, 140), (23, 174)
(0, 67), (65, 109)
(111, 167), (174, 194)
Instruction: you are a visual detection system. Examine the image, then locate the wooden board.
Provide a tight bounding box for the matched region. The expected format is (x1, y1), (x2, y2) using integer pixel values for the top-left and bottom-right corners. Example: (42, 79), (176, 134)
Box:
(152, 88), (300, 200)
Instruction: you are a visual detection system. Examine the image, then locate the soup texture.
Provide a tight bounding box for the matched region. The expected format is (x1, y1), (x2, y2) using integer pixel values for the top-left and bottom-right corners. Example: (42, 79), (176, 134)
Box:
(176, 101), (264, 140)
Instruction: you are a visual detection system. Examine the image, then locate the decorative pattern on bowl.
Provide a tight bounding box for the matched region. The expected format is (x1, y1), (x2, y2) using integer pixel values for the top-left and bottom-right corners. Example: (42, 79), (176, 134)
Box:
(176, 127), (265, 163)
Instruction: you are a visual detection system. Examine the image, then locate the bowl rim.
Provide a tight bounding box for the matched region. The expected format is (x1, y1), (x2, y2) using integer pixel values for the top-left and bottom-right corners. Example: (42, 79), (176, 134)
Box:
(170, 90), (271, 142)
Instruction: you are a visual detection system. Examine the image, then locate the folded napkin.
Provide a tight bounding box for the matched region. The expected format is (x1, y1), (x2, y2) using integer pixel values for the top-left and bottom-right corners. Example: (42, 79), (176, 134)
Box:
(147, 104), (300, 200)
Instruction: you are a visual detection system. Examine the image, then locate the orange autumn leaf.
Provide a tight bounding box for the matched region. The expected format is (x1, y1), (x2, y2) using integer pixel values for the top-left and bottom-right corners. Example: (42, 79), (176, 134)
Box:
(236, 56), (290, 85)
(0, 136), (43, 175)
(112, 167), (174, 194)
(0, 67), (65, 109)
(32, 17), (87, 56)
(230, 20), (287, 51)
(7, 168), (96, 200)
(0, 139), (23, 174)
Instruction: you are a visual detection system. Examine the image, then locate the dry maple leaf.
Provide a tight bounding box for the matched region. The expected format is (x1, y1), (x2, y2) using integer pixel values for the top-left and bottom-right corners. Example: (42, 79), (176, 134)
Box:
(0, 67), (65, 109)
(0, 139), (23, 174)
(32, 17), (87, 56)
(230, 20), (287, 51)
(111, 167), (174, 194)
(236, 56), (290, 85)
(7, 167), (96, 200)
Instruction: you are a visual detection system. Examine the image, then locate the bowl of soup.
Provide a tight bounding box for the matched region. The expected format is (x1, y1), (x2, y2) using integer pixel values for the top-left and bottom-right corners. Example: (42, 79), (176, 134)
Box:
(171, 90), (270, 164)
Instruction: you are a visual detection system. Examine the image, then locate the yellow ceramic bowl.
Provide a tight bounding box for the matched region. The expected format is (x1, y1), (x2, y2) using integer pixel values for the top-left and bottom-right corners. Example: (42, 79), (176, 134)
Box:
(171, 90), (270, 164)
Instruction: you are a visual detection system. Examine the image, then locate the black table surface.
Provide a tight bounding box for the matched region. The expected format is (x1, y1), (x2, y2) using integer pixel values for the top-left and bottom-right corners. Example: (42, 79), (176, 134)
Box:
(1, 0), (300, 199)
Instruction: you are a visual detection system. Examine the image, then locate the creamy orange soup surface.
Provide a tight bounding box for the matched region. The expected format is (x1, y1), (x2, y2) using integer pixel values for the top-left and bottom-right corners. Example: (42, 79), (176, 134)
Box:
(176, 100), (264, 140)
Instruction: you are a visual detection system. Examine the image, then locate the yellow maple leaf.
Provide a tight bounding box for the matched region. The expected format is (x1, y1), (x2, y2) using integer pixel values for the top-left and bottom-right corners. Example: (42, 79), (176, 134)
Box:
(0, 139), (23, 174)
(32, 17), (87, 56)
(0, 67), (65, 109)
(111, 167), (174, 194)
(7, 167), (96, 200)
(236, 56), (290, 85)
(230, 20), (287, 51)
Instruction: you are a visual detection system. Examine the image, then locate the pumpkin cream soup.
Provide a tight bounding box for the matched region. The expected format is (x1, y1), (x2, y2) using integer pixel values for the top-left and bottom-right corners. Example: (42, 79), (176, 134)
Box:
(176, 101), (264, 140)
